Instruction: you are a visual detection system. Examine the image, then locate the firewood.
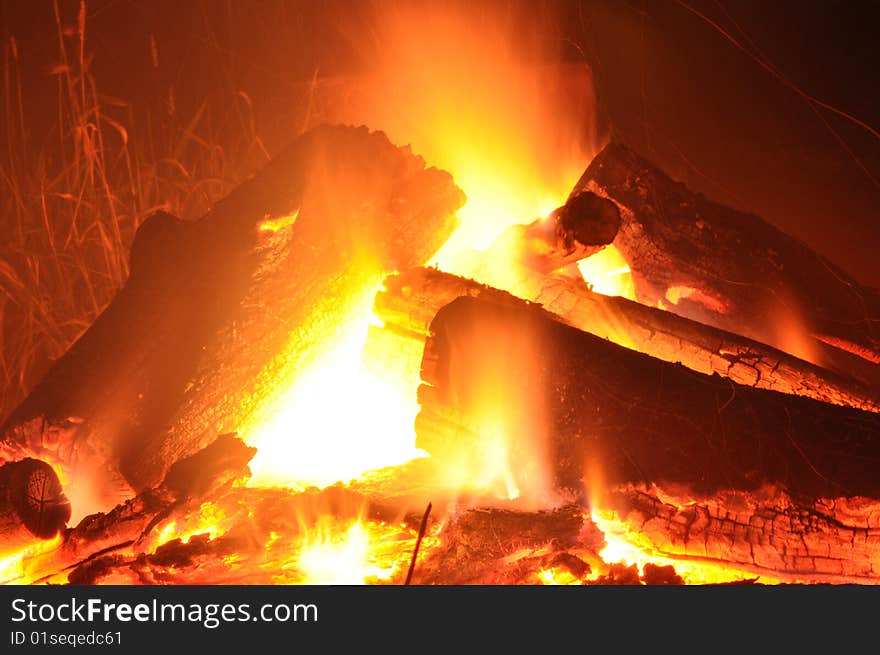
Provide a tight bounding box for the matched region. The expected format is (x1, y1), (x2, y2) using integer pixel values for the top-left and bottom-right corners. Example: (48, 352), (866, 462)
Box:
(416, 296), (880, 581)
(0, 125), (464, 496)
(0, 458), (70, 553)
(61, 434), (255, 565)
(603, 485), (880, 583)
(365, 267), (879, 412)
(417, 296), (880, 501)
(576, 141), (880, 382)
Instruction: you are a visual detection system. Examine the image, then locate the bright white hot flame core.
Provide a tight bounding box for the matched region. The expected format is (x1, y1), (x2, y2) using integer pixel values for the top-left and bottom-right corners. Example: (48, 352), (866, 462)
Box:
(245, 284), (422, 489)
(298, 521), (396, 584)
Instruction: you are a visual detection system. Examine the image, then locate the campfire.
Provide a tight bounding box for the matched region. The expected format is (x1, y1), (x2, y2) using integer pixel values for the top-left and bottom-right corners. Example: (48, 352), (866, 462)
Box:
(2, 4), (879, 587)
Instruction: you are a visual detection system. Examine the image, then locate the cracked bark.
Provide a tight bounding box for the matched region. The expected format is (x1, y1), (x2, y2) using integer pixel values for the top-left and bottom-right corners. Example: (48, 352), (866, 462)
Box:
(366, 267), (879, 411)
(604, 486), (880, 582)
(414, 295), (880, 581)
(576, 141), (880, 385)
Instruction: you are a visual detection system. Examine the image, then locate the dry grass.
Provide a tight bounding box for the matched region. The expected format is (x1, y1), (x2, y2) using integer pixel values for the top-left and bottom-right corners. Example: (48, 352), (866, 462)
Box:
(0, 1), (279, 420)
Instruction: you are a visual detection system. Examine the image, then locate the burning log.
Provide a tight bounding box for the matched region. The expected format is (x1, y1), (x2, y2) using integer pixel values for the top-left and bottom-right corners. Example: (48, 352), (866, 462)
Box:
(0, 458), (70, 553)
(58, 435), (254, 568)
(366, 267), (879, 412)
(418, 296), (880, 499)
(576, 142), (880, 382)
(600, 485), (880, 582)
(60, 483), (421, 585)
(415, 296), (880, 581)
(1, 125), (464, 496)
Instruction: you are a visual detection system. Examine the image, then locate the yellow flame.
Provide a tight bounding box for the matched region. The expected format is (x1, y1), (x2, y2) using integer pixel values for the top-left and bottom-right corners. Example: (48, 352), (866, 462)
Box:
(244, 283), (422, 489)
(235, 3), (600, 507)
(577, 245), (635, 299)
(298, 520), (397, 584)
(148, 502), (231, 552)
(355, 4), (597, 274)
(258, 210), (299, 233)
(537, 567), (581, 585)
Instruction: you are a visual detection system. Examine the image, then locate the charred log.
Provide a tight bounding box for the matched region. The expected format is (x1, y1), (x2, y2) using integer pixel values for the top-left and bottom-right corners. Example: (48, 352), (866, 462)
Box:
(60, 434), (255, 565)
(62, 483), (421, 585)
(602, 485), (880, 583)
(0, 458), (70, 553)
(415, 296), (880, 581)
(366, 267), (879, 412)
(575, 142), (880, 382)
(0, 125), (464, 495)
(417, 296), (880, 502)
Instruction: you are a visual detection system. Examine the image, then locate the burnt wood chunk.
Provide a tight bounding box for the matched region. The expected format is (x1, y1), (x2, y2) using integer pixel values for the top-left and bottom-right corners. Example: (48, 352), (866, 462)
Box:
(0, 125), (464, 497)
(0, 458), (70, 553)
(575, 142), (880, 382)
(417, 295), (880, 501)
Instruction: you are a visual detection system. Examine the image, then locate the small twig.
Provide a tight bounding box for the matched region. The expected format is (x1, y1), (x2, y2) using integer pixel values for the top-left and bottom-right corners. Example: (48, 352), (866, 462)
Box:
(404, 502), (432, 586)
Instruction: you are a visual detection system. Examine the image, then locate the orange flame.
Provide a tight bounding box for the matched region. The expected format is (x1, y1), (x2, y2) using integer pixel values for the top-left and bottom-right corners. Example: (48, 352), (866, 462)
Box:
(240, 3), (600, 506)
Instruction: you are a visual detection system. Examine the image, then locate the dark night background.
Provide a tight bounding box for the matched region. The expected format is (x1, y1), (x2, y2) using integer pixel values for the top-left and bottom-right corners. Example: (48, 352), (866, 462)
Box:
(2, 0), (879, 285)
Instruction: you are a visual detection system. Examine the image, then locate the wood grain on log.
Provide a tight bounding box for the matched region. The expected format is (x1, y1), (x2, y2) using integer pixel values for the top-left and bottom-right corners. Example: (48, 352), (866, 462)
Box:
(414, 295), (880, 581)
(1, 125), (464, 496)
(575, 142), (880, 382)
(365, 267), (879, 412)
(417, 296), (880, 502)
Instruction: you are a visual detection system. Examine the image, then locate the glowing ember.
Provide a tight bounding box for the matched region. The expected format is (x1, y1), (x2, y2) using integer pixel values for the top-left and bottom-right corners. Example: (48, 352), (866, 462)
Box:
(0, 536), (62, 585)
(591, 509), (778, 585)
(537, 567), (581, 585)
